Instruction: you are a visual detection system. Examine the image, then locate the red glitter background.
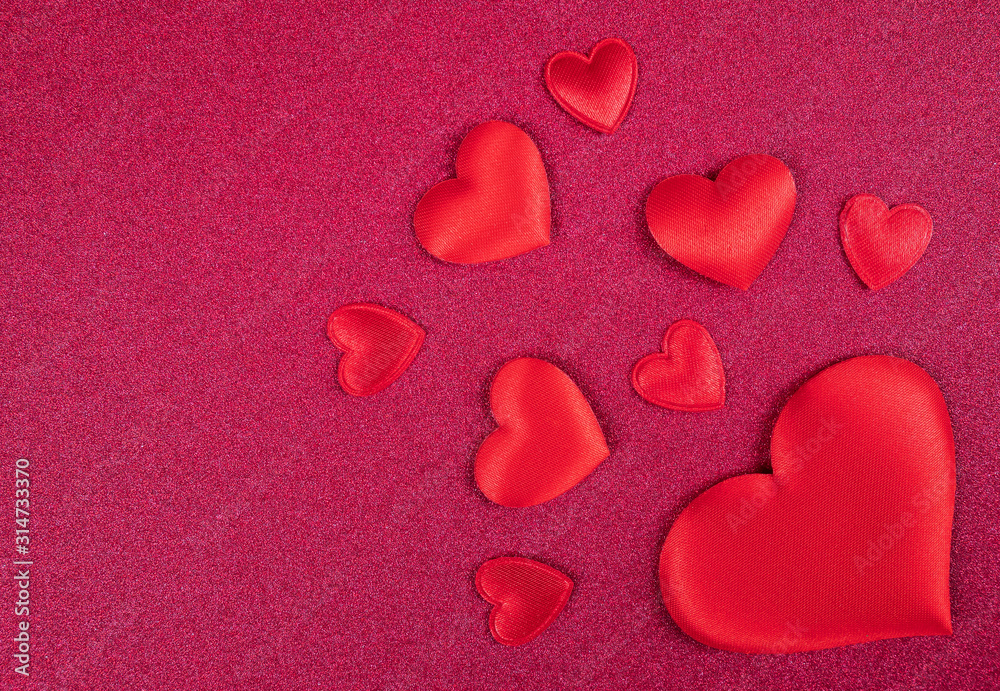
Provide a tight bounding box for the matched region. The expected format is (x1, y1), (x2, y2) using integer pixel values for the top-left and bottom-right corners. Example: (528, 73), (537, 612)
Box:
(2, 1), (998, 688)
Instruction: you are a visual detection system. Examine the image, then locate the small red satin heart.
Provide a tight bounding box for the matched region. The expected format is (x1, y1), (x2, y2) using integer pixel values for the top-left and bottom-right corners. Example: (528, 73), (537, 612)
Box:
(476, 556), (573, 646)
(545, 38), (638, 134)
(326, 303), (424, 396)
(840, 194), (933, 290)
(632, 319), (725, 411)
(475, 358), (609, 507)
(414, 121), (550, 264)
(661, 356), (954, 653)
(646, 155), (796, 290)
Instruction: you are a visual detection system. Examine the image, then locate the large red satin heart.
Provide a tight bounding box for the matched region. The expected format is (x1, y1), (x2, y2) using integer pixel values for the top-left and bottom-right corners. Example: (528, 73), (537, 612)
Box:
(413, 121), (550, 264)
(476, 557), (573, 646)
(326, 303), (425, 396)
(660, 356), (954, 653)
(646, 155), (796, 290)
(545, 38), (638, 134)
(475, 358), (609, 507)
(632, 319), (725, 411)
(840, 194), (933, 290)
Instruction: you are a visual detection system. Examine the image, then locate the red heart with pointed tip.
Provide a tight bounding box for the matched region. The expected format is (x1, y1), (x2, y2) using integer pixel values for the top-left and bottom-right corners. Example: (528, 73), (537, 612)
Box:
(660, 356), (954, 653)
(545, 38), (638, 134)
(840, 194), (933, 290)
(476, 557), (573, 646)
(475, 358), (609, 507)
(646, 155), (796, 290)
(326, 303), (424, 396)
(632, 319), (725, 411)
(414, 121), (550, 264)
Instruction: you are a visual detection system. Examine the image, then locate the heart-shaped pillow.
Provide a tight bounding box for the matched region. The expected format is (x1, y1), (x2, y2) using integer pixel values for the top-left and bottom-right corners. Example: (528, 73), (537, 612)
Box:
(476, 556), (573, 646)
(475, 358), (609, 507)
(414, 121), (550, 264)
(840, 194), (933, 290)
(632, 319), (725, 411)
(545, 38), (638, 134)
(646, 155), (796, 290)
(660, 355), (954, 653)
(327, 303), (424, 396)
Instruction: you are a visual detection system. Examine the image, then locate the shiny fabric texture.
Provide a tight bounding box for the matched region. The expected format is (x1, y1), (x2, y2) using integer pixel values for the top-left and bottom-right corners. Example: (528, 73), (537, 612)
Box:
(476, 556), (574, 646)
(7, 2), (1000, 688)
(475, 358), (610, 508)
(326, 303), (425, 396)
(632, 319), (725, 411)
(544, 38), (638, 134)
(646, 154), (796, 290)
(660, 356), (954, 654)
(840, 194), (933, 290)
(413, 121), (550, 264)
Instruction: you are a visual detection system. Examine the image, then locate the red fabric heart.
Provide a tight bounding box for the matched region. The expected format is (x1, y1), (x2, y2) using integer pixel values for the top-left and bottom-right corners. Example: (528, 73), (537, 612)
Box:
(840, 194), (933, 290)
(476, 556), (573, 646)
(326, 303), (425, 396)
(632, 319), (725, 411)
(475, 358), (609, 507)
(413, 121), (550, 264)
(660, 356), (954, 653)
(646, 155), (796, 290)
(545, 38), (638, 134)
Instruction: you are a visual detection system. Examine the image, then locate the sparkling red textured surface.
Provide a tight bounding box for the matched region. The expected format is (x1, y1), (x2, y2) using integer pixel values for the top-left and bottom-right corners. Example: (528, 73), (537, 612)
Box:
(2, 1), (998, 689)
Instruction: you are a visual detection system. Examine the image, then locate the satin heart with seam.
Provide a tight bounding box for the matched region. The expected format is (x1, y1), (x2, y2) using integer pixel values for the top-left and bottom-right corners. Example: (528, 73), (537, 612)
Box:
(545, 37), (638, 134)
(414, 121), (550, 264)
(840, 194), (932, 290)
(327, 303), (424, 396)
(646, 155), (796, 290)
(660, 356), (954, 653)
(475, 358), (609, 507)
(476, 556), (573, 646)
(632, 319), (725, 411)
